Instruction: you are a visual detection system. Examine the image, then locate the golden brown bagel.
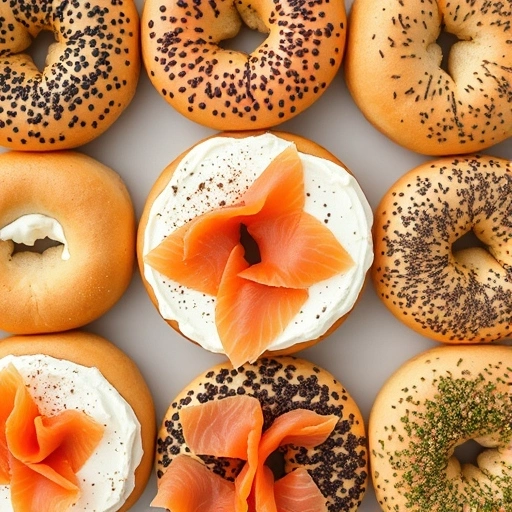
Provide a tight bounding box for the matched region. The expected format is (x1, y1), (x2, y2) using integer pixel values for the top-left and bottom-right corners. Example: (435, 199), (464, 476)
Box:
(0, 330), (156, 512)
(0, 0), (140, 151)
(372, 154), (512, 343)
(0, 151), (136, 334)
(141, 0), (346, 130)
(370, 345), (512, 512)
(155, 356), (368, 511)
(137, 130), (373, 365)
(345, 0), (512, 155)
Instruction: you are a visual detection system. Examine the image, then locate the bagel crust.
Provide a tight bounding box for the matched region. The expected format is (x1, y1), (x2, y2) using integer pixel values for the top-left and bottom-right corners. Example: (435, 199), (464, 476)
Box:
(0, 151), (136, 334)
(345, 0), (512, 155)
(156, 356), (368, 512)
(370, 345), (512, 512)
(0, 0), (140, 151)
(141, 0), (346, 130)
(372, 154), (512, 343)
(0, 330), (156, 512)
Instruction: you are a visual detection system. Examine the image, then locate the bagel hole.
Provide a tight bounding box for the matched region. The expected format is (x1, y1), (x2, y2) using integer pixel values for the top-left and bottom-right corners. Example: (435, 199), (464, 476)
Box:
(240, 223), (261, 266)
(453, 439), (484, 467)
(436, 28), (462, 77)
(219, 24), (267, 55)
(26, 29), (57, 72)
(265, 449), (286, 480)
(11, 237), (63, 256)
(452, 229), (487, 253)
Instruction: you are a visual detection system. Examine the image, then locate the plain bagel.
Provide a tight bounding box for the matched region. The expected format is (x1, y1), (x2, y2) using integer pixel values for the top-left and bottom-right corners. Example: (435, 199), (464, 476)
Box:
(372, 154), (512, 343)
(154, 356), (368, 511)
(0, 330), (156, 512)
(0, 0), (140, 151)
(370, 345), (512, 512)
(0, 151), (135, 334)
(141, 0), (346, 130)
(345, 0), (512, 155)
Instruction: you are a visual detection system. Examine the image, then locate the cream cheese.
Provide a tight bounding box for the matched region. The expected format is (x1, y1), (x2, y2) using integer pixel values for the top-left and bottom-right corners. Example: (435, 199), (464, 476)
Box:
(143, 133), (373, 355)
(0, 214), (70, 260)
(0, 354), (143, 512)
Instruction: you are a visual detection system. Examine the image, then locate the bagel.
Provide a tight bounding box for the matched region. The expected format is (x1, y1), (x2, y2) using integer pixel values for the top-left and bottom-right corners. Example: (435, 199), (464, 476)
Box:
(370, 344), (512, 512)
(153, 356), (368, 512)
(141, 0), (346, 130)
(0, 0), (140, 151)
(0, 151), (135, 334)
(345, 0), (512, 155)
(372, 154), (512, 343)
(137, 130), (373, 367)
(0, 330), (155, 512)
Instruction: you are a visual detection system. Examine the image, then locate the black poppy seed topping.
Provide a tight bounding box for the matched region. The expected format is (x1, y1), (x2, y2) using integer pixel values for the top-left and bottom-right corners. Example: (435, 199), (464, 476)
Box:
(373, 155), (512, 342)
(371, 349), (512, 512)
(0, 0), (139, 150)
(142, 0), (345, 129)
(346, 0), (512, 154)
(156, 357), (368, 512)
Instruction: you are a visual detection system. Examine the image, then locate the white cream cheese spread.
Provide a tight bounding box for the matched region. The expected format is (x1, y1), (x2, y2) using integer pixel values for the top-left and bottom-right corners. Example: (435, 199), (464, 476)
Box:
(143, 133), (374, 354)
(0, 354), (143, 512)
(0, 214), (70, 260)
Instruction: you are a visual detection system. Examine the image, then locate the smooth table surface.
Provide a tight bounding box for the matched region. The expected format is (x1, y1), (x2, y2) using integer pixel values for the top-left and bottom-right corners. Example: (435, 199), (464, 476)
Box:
(2, 0), (512, 510)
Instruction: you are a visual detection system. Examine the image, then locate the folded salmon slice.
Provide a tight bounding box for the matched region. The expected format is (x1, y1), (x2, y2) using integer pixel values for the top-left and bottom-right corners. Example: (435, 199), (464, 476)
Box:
(180, 395), (263, 461)
(251, 408), (337, 512)
(215, 245), (309, 368)
(240, 211), (354, 289)
(250, 466), (327, 512)
(145, 144), (354, 366)
(9, 455), (80, 512)
(273, 469), (328, 512)
(153, 395), (337, 512)
(145, 208), (253, 296)
(151, 454), (236, 512)
(0, 364), (104, 511)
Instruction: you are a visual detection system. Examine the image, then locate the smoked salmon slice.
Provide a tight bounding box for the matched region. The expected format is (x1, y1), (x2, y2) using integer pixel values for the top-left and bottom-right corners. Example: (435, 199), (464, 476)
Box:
(239, 211), (354, 289)
(180, 395), (264, 511)
(0, 364), (104, 512)
(9, 455), (80, 512)
(251, 408), (337, 512)
(249, 467), (327, 512)
(0, 364), (38, 484)
(150, 454), (236, 512)
(274, 469), (327, 512)
(144, 220), (241, 296)
(180, 395), (264, 461)
(215, 245), (309, 368)
(152, 395), (337, 512)
(145, 144), (353, 366)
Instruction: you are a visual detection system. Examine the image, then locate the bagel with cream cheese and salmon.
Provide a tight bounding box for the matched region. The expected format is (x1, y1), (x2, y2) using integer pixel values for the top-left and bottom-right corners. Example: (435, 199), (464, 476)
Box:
(137, 131), (373, 367)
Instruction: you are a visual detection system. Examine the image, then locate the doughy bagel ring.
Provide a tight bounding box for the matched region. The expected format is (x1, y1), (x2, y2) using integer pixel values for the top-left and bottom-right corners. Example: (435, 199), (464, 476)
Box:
(0, 151), (135, 334)
(0, 0), (140, 151)
(155, 356), (368, 512)
(141, 0), (346, 130)
(372, 154), (512, 343)
(370, 345), (512, 512)
(345, 0), (512, 155)
(0, 330), (156, 512)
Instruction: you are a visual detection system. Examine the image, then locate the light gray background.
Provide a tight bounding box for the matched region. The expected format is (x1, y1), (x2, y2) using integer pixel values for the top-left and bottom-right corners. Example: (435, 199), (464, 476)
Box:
(5, 0), (512, 510)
